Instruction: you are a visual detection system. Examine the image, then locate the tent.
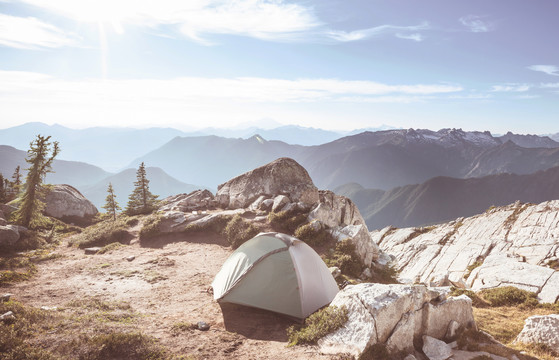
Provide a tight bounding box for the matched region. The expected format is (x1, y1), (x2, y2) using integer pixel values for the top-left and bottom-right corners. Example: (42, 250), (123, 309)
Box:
(212, 232), (339, 319)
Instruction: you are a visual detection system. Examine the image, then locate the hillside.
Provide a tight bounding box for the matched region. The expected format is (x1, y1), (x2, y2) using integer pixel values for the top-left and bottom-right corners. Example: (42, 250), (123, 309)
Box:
(336, 165), (559, 230)
(81, 167), (199, 209)
(0, 145), (111, 187)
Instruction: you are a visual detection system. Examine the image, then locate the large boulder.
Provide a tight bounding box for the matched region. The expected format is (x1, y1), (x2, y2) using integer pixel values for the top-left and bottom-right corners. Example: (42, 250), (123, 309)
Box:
(515, 314), (559, 352)
(159, 190), (216, 212)
(309, 190), (366, 228)
(44, 184), (98, 225)
(0, 225), (22, 247)
(318, 283), (475, 358)
(216, 158), (319, 209)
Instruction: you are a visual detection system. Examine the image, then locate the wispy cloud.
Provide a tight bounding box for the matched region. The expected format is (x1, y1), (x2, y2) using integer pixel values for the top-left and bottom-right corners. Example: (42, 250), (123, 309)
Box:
(326, 22), (429, 42)
(491, 84), (530, 92)
(395, 33), (423, 42)
(0, 14), (79, 49)
(528, 65), (559, 76)
(459, 15), (492, 33)
(541, 82), (559, 88)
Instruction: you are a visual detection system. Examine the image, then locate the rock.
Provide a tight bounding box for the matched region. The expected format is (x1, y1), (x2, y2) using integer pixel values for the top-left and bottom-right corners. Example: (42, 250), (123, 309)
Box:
(84, 247), (102, 255)
(331, 224), (380, 267)
(318, 283), (475, 358)
(0, 311), (15, 322)
(197, 321), (210, 331)
(430, 272), (450, 287)
(248, 195), (267, 211)
(159, 190), (216, 212)
(515, 314), (559, 352)
(0, 217), (7, 226)
(216, 158), (319, 209)
(40, 306), (57, 311)
(360, 268), (372, 280)
(0, 225), (21, 247)
(403, 355), (417, 360)
(445, 320), (461, 341)
(44, 184), (98, 225)
(126, 256), (135, 262)
(422, 335), (452, 360)
(329, 267), (341, 279)
(271, 195), (290, 212)
(0, 204), (16, 218)
(309, 190), (366, 228)
(260, 199), (274, 211)
(280, 202), (299, 213)
(378, 200), (559, 301)
(1, 293), (12, 302)
(450, 350), (508, 360)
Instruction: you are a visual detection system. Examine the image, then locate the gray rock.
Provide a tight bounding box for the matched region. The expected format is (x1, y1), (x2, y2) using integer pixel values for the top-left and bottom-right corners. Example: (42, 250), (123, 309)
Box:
(0, 311), (15, 322)
(403, 355), (417, 360)
(44, 184), (98, 225)
(0, 225), (21, 246)
(216, 158), (319, 209)
(159, 190), (215, 212)
(197, 321), (210, 331)
(318, 284), (475, 358)
(248, 195), (267, 211)
(126, 256), (135, 262)
(515, 314), (559, 352)
(271, 195), (290, 212)
(422, 335), (452, 360)
(445, 320), (461, 341)
(260, 199), (274, 211)
(40, 306), (57, 311)
(329, 267), (341, 279)
(84, 247), (102, 255)
(1, 293), (12, 302)
(330, 224), (380, 267)
(309, 190), (366, 228)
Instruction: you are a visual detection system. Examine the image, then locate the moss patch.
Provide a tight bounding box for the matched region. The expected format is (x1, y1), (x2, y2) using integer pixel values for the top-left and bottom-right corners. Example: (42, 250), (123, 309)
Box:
(287, 305), (348, 346)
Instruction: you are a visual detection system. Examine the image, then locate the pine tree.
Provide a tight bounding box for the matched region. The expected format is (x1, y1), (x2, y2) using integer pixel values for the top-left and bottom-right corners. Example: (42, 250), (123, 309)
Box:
(12, 166), (22, 188)
(102, 183), (121, 221)
(125, 162), (158, 215)
(12, 135), (60, 228)
(0, 173), (6, 203)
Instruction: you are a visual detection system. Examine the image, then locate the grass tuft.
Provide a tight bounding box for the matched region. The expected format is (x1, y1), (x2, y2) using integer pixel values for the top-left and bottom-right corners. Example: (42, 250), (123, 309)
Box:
(323, 239), (363, 278)
(222, 214), (260, 249)
(287, 305), (348, 346)
(70, 218), (129, 248)
(294, 222), (333, 247)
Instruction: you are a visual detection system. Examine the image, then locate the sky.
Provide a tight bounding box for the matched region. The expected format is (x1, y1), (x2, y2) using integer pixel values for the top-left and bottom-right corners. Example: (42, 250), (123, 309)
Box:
(1, 0), (558, 134)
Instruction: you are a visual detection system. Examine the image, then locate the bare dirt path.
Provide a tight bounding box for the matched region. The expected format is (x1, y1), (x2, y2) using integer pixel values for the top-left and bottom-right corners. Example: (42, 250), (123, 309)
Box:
(6, 228), (334, 360)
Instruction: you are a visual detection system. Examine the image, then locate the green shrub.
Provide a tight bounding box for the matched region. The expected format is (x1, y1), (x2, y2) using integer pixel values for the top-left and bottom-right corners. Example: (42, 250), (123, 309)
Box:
(268, 210), (308, 233)
(287, 305), (348, 346)
(223, 214), (259, 249)
(294, 222), (333, 247)
(324, 239), (363, 278)
(0, 256), (37, 286)
(71, 219), (129, 248)
(369, 264), (400, 284)
(96, 242), (125, 254)
(139, 215), (163, 242)
(78, 332), (168, 360)
(479, 286), (539, 307)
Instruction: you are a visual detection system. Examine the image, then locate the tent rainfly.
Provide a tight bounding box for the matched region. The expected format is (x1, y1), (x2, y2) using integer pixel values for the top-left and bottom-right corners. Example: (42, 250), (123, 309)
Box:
(211, 232), (339, 319)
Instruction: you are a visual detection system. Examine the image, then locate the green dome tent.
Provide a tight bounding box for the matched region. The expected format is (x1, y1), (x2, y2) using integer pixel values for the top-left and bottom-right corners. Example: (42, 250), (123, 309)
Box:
(212, 232), (339, 319)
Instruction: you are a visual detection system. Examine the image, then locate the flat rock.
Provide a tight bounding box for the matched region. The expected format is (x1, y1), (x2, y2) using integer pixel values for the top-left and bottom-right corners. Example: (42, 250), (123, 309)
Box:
(84, 247), (102, 255)
(0, 225), (21, 247)
(159, 190), (215, 212)
(422, 335), (452, 360)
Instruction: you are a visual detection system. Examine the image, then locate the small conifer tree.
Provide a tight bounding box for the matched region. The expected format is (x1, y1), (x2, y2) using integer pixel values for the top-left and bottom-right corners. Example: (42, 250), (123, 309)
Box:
(12, 165), (22, 189)
(125, 162), (158, 215)
(102, 182), (121, 221)
(0, 173), (6, 203)
(12, 135), (59, 228)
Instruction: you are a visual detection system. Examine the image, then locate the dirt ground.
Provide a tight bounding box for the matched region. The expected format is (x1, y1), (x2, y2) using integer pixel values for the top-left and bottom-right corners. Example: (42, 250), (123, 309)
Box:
(5, 224), (336, 360)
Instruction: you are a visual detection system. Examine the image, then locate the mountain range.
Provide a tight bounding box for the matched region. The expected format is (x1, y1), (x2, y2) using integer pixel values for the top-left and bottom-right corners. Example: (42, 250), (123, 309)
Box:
(336, 165), (559, 230)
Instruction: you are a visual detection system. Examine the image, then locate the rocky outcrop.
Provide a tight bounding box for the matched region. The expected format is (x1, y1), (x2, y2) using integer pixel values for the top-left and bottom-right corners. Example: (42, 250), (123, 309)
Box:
(216, 158), (319, 209)
(159, 190), (216, 212)
(515, 314), (559, 352)
(376, 200), (559, 302)
(318, 283), (475, 358)
(44, 184), (98, 225)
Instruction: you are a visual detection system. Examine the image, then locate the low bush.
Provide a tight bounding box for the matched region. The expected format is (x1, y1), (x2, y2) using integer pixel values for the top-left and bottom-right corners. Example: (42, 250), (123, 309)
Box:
(479, 286), (539, 308)
(138, 215), (163, 242)
(450, 287), (489, 308)
(96, 242), (125, 254)
(268, 209), (308, 234)
(324, 239), (363, 278)
(77, 332), (168, 360)
(71, 219), (129, 248)
(294, 222), (333, 247)
(369, 264), (400, 284)
(0, 256), (37, 286)
(287, 305), (348, 346)
(222, 214), (259, 249)
(359, 343), (392, 360)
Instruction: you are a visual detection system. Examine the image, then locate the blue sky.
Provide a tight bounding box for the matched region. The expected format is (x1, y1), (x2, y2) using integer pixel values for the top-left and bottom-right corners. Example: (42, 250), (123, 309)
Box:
(1, 0), (558, 133)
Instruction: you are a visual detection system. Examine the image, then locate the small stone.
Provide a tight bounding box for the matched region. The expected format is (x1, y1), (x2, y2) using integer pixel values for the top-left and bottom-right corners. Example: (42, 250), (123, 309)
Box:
(40, 306), (58, 311)
(0, 311), (15, 322)
(197, 321), (210, 331)
(329, 267), (341, 279)
(84, 247), (102, 255)
(1, 293), (12, 302)
(403, 355), (417, 360)
(422, 335), (452, 360)
(126, 256), (135, 262)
